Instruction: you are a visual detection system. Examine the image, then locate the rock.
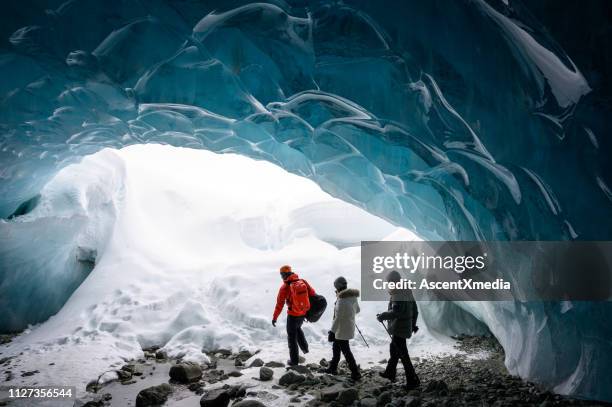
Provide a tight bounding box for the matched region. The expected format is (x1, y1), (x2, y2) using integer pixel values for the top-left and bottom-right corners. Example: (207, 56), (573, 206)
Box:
(20, 370), (39, 377)
(279, 371), (306, 386)
(264, 361), (285, 368)
(424, 379), (448, 395)
(116, 369), (132, 381)
(260, 367), (274, 381)
(360, 397), (377, 407)
(237, 350), (254, 362)
(249, 358), (264, 368)
(227, 370), (243, 377)
(376, 390), (392, 407)
(155, 350), (167, 359)
(337, 388), (359, 405)
(200, 389), (230, 407)
(235, 359), (244, 367)
(232, 400), (267, 407)
(122, 363), (144, 376)
(169, 363), (203, 383)
(212, 349), (232, 358)
(288, 364), (311, 375)
(189, 382), (204, 394)
(135, 383), (172, 407)
(320, 384), (343, 402)
(405, 396), (421, 407)
(228, 385), (247, 398)
(319, 358), (329, 367)
(299, 356), (306, 363)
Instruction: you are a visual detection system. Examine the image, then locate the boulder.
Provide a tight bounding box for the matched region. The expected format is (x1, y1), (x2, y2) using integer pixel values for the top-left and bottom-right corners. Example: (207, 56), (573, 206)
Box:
(320, 384), (344, 402)
(376, 390), (392, 407)
(169, 363), (203, 383)
(236, 350), (254, 362)
(200, 389), (230, 407)
(228, 385), (247, 398)
(232, 400), (267, 407)
(264, 361), (284, 368)
(259, 367), (274, 381)
(405, 396), (421, 407)
(249, 358), (264, 368)
(424, 379), (448, 395)
(135, 383), (172, 407)
(116, 369), (132, 381)
(279, 371), (305, 386)
(227, 370), (243, 377)
(360, 397), (377, 407)
(288, 365), (310, 375)
(338, 388), (359, 405)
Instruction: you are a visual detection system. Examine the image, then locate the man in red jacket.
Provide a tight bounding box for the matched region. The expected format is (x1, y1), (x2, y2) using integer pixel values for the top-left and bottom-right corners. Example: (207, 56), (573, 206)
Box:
(272, 265), (316, 366)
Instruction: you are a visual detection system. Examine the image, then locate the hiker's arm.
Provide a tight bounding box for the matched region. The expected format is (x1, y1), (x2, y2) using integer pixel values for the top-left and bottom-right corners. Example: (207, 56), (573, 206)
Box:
(378, 301), (400, 321)
(355, 301), (360, 314)
(306, 280), (316, 296)
(273, 285), (286, 321)
(331, 299), (348, 334)
(411, 301), (418, 328)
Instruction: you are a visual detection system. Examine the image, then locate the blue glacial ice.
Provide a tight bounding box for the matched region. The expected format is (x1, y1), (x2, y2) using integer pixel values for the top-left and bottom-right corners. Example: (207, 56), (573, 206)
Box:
(0, 0), (611, 401)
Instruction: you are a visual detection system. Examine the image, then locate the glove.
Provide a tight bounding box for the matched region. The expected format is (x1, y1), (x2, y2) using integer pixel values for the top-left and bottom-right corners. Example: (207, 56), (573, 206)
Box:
(272, 319), (277, 327)
(413, 325), (419, 333)
(328, 331), (335, 342)
(376, 314), (384, 322)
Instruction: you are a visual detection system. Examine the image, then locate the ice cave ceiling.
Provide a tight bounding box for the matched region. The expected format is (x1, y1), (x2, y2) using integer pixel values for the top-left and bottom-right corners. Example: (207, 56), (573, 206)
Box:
(1, 0), (612, 402)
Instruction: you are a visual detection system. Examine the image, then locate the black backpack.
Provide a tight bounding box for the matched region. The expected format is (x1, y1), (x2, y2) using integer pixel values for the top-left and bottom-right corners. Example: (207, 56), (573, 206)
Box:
(305, 294), (327, 322)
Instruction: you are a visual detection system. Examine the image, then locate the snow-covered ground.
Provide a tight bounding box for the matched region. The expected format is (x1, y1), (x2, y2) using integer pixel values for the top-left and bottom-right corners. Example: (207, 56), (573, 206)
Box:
(1, 145), (457, 401)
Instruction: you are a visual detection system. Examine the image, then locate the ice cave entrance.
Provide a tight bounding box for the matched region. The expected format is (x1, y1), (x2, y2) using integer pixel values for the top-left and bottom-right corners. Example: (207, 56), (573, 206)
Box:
(3, 144), (458, 395)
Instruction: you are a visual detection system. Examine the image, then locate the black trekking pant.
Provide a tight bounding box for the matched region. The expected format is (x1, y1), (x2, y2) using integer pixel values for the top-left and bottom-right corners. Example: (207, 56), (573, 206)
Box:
(329, 339), (358, 373)
(384, 335), (418, 382)
(287, 315), (308, 364)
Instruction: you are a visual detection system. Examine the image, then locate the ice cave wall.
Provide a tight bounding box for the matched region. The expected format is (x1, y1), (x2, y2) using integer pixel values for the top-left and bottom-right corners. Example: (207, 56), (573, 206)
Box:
(0, 0), (611, 401)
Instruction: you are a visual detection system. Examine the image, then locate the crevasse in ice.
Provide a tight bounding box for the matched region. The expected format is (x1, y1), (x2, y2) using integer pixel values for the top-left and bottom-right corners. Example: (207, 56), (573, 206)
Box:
(0, 0), (611, 401)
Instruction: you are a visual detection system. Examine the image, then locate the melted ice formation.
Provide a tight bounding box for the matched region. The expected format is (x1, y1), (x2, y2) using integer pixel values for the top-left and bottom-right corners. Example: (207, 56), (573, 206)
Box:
(1, 0), (611, 401)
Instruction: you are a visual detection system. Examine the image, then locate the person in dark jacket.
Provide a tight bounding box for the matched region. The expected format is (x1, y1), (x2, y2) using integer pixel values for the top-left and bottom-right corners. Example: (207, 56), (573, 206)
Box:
(272, 265), (316, 366)
(376, 270), (420, 390)
(324, 276), (361, 380)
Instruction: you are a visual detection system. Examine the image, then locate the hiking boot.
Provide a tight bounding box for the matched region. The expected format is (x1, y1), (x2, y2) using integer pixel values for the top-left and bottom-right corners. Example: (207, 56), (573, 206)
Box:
(287, 359), (299, 366)
(379, 371), (396, 382)
(351, 371), (362, 381)
(324, 367), (338, 375)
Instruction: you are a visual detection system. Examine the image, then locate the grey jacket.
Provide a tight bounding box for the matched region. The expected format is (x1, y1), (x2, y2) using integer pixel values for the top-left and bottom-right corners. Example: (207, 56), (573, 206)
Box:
(330, 288), (360, 340)
(378, 291), (418, 339)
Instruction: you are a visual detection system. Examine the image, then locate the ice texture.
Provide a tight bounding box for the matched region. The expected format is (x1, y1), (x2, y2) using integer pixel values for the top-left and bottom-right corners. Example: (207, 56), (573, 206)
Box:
(0, 0), (611, 401)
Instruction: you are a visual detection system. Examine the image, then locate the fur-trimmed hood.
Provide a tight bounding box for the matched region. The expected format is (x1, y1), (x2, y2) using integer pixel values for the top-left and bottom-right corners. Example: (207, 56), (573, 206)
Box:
(337, 288), (360, 298)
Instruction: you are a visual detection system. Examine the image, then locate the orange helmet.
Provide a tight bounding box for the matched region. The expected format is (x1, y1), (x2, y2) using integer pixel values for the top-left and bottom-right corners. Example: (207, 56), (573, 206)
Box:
(279, 265), (292, 274)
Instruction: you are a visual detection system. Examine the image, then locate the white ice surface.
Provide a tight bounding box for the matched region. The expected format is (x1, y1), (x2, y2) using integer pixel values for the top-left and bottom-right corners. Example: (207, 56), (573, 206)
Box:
(1, 144), (457, 399)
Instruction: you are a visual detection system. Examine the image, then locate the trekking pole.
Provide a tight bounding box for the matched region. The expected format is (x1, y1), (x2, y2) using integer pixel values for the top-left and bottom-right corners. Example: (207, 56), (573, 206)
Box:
(379, 319), (393, 340)
(355, 324), (369, 348)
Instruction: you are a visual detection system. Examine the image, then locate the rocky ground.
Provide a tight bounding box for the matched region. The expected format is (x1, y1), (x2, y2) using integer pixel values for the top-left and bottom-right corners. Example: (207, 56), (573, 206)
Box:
(2, 335), (609, 407)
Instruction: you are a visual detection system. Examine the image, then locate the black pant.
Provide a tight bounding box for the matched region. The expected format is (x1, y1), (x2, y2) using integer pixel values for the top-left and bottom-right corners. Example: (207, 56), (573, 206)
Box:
(329, 339), (358, 373)
(286, 315), (308, 364)
(385, 335), (418, 382)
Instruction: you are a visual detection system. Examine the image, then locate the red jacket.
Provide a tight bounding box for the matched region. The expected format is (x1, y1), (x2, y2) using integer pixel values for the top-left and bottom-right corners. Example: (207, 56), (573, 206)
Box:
(273, 273), (315, 320)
